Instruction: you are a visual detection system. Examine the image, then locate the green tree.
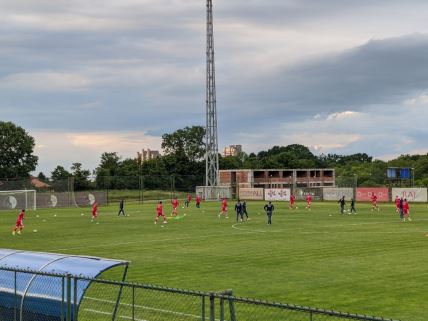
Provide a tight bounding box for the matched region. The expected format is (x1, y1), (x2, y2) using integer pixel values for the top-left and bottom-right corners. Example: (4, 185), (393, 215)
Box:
(37, 172), (47, 181)
(51, 166), (71, 181)
(71, 163), (92, 190)
(161, 126), (205, 162)
(94, 152), (121, 188)
(0, 121), (38, 178)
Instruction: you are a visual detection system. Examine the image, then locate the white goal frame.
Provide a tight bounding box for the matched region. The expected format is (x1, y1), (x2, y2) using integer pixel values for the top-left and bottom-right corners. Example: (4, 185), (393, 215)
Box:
(0, 190), (37, 211)
(196, 186), (231, 201)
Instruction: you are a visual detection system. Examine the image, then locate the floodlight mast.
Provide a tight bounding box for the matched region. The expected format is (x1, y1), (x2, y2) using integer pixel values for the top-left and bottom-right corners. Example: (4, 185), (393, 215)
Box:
(205, 0), (219, 187)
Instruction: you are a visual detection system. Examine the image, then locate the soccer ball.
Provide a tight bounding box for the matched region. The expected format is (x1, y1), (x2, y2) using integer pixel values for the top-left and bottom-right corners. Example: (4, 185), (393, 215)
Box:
(33, 229), (38, 233)
(54, 214), (57, 217)
(296, 207), (299, 209)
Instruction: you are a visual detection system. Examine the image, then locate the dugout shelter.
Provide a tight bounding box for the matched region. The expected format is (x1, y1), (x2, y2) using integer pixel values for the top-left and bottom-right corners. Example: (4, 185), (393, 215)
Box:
(0, 249), (129, 321)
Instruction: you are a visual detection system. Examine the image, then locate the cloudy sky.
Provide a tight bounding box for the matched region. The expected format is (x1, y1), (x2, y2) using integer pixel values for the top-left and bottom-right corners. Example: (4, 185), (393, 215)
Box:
(1, 0), (428, 175)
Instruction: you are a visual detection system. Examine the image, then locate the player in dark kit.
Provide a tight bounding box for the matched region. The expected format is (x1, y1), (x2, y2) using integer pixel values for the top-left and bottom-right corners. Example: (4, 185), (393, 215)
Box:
(242, 201), (249, 220)
(264, 201), (275, 225)
(118, 199), (125, 216)
(338, 196), (346, 215)
(350, 198), (357, 214)
(235, 200), (244, 222)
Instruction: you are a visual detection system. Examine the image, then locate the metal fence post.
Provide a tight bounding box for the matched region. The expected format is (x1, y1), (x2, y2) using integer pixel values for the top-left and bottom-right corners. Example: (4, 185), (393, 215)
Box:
(66, 274), (71, 321)
(73, 278), (78, 320)
(61, 276), (65, 321)
(220, 297), (225, 321)
(209, 293), (215, 321)
(309, 311), (313, 321)
(14, 271), (17, 321)
(132, 285), (135, 321)
(225, 289), (236, 321)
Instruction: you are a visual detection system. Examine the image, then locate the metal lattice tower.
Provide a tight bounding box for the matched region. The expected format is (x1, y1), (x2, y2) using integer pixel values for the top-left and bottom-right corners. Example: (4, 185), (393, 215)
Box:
(205, 0), (219, 187)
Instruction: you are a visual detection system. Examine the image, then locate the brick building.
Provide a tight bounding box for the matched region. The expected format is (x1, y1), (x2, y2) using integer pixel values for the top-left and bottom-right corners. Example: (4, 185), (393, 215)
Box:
(220, 169), (335, 195)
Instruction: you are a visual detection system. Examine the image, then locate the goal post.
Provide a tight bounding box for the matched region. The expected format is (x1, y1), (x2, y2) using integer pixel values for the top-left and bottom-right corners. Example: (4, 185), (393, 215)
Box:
(196, 186), (231, 201)
(0, 190), (37, 211)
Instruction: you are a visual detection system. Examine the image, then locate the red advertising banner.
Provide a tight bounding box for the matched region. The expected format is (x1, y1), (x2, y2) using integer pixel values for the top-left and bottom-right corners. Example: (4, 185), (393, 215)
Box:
(356, 188), (389, 202)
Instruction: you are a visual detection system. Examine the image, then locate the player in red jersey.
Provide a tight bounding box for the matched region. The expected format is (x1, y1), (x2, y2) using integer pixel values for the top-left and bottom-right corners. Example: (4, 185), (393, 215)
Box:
(289, 194), (296, 209)
(171, 197), (179, 216)
(155, 201), (167, 224)
(185, 194), (192, 207)
(402, 199), (411, 222)
(218, 198), (228, 218)
(196, 194), (202, 208)
(394, 196), (400, 213)
(12, 209), (25, 235)
(91, 201), (98, 222)
(371, 194), (379, 212)
(305, 194), (312, 210)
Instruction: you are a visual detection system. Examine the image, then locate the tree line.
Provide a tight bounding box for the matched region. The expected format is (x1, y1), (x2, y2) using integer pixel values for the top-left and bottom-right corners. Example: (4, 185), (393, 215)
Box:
(1, 121), (428, 190)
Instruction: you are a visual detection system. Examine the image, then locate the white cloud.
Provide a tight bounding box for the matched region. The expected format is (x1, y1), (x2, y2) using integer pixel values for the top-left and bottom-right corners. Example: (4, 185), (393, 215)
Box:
(404, 93), (428, 106)
(326, 111), (360, 121)
(0, 72), (93, 91)
(32, 130), (162, 174)
(3, 13), (136, 32)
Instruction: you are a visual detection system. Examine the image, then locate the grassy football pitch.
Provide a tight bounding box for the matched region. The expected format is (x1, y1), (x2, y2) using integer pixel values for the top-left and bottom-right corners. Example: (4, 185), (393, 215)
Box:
(1, 200), (427, 321)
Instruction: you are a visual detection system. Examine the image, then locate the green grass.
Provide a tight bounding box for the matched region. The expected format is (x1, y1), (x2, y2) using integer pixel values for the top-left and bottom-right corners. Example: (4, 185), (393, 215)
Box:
(1, 201), (427, 320)
(106, 189), (190, 202)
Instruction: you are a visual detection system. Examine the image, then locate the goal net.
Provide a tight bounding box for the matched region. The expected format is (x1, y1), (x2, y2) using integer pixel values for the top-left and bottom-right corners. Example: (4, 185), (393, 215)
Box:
(0, 190), (36, 211)
(196, 186), (231, 201)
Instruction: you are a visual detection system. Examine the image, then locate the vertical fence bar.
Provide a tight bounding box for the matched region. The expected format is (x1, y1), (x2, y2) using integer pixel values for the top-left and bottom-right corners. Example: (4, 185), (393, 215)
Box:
(61, 276), (65, 321)
(14, 271), (17, 321)
(209, 293), (215, 321)
(132, 285), (135, 321)
(309, 311), (313, 321)
(220, 297), (225, 321)
(73, 278), (78, 321)
(66, 274), (71, 321)
(201, 295), (206, 321)
(226, 290), (236, 321)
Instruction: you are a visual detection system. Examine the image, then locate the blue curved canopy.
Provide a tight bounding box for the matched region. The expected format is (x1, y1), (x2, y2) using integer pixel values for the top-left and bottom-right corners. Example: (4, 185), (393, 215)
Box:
(0, 249), (128, 321)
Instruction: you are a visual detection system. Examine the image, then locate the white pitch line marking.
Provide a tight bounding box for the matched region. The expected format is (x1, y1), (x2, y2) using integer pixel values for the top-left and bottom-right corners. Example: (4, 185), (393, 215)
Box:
(86, 296), (203, 320)
(84, 308), (148, 321)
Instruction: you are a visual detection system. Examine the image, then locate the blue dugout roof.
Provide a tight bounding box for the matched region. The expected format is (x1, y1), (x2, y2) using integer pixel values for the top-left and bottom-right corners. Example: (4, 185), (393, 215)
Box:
(0, 249), (129, 321)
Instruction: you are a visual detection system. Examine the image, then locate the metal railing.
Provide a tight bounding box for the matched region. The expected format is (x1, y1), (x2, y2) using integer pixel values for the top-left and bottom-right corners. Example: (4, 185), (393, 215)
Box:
(0, 267), (401, 321)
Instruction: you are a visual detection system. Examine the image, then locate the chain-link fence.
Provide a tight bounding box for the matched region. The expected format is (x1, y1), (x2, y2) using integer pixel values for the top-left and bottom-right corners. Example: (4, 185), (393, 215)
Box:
(0, 175), (204, 209)
(0, 267), (400, 321)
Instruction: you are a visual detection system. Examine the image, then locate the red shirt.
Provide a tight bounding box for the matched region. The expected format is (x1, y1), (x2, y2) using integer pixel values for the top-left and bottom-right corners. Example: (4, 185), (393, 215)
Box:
(403, 202), (409, 211)
(290, 195), (295, 203)
(371, 195), (377, 203)
(222, 199), (227, 208)
(172, 199), (179, 208)
(157, 204), (163, 214)
(306, 195), (312, 203)
(395, 197), (400, 206)
(16, 211), (25, 223)
(187, 195), (192, 202)
(196, 195), (201, 203)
